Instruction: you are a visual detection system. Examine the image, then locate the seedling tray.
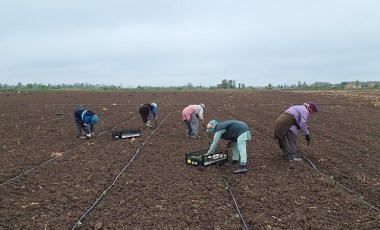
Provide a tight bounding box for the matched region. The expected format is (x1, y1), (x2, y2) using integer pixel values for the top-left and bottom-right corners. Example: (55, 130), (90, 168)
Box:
(185, 148), (228, 166)
(112, 129), (141, 140)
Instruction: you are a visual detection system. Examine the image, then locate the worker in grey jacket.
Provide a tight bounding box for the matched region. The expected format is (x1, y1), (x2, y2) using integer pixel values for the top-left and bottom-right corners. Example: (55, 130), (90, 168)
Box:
(206, 120), (251, 174)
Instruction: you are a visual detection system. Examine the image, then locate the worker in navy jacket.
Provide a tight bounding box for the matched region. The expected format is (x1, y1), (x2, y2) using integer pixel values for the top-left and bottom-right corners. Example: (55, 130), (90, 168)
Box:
(206, 120), (252, 174)
(73, 108), (98, 139)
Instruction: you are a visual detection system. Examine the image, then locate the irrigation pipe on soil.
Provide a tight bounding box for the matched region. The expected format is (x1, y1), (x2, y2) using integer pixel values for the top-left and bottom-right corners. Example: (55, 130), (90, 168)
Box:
(72, 110), (173, 230)
(205, 135), (250, 230)
(0, 146), (78, 187)
(304, 157), (380, 212)
(0, 114), (139, 188)
(220, 175), (250, 230)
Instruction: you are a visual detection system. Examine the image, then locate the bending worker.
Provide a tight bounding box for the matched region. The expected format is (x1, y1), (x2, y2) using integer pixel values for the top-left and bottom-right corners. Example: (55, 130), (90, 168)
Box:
(206, 120), (252, 174)
(182, 103), (206, 138)
(139, 102), (158, 129)
(73, 108), (98, 139)
(274, 102), (319, 162)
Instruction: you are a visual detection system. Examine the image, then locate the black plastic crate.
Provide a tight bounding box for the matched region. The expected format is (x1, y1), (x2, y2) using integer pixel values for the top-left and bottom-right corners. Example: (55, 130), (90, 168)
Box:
(112, 129), (141, 140)
(185, 148), (228, 166)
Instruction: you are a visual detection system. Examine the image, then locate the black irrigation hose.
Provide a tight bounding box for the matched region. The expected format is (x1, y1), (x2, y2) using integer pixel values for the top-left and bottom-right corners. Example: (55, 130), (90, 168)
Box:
(0, 114), (139, 188)
(0, 146), (77, 187)
(220, 173), (250, 230)
(207, 131), (250, 230)
(304, 157), (380, 212)
(71, 110), (173, 230)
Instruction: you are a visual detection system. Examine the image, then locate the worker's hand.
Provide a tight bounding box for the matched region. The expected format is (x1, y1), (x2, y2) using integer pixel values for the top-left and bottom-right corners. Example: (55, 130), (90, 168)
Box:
(305, 135), (311, 146)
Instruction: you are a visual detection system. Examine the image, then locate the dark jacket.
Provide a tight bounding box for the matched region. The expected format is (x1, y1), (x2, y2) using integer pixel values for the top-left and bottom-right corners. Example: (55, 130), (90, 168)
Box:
(73, 108), (96, 134)
(215, 120), (250, 142)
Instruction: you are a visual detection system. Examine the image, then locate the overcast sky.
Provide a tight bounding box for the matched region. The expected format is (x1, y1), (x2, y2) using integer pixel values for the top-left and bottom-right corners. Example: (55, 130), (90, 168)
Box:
(1, 0), (379, 87)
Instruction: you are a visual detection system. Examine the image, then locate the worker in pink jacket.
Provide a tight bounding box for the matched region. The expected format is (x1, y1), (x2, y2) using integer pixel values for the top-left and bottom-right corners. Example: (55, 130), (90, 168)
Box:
(182, 103), (206, 138)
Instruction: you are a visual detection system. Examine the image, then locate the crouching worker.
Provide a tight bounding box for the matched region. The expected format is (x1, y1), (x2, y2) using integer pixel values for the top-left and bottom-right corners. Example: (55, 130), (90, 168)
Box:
(274, 102), (319, 162)
(73, 108), (98, 139)
(139, 103), (158, 129)
(206, 120), (252, 174)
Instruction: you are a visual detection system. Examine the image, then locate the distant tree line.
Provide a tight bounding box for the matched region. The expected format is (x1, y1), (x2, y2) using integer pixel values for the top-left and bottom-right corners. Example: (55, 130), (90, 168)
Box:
(264, 81), (379, 89)
(0, 80), (379, 91)
(0, 82), (123, 90)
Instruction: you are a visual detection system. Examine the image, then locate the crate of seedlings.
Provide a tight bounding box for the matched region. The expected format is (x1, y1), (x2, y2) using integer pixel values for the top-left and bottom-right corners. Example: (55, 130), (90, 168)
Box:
(112, 129), (141, 140)
(185, 148), (228, 166)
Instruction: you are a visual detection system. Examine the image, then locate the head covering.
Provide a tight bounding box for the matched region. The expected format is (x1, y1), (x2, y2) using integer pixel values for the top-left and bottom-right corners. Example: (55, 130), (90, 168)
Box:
(151, 102), (157, 108)
(91, 115), (99, 124)
(307, 102), (319, 112)
(199, 103), (206, 111)
(206, 120), (218, 132)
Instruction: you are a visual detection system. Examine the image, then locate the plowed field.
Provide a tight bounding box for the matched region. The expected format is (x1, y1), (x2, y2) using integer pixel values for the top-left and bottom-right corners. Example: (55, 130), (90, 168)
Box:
(1, 90), (379, 229)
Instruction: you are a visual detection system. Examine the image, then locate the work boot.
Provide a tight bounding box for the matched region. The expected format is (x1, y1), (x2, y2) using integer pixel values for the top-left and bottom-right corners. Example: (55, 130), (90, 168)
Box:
(233, 164), (247, 174)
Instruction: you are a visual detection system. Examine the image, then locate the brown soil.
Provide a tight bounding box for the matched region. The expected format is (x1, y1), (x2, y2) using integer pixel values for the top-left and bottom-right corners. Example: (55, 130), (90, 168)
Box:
(0, 90), (379, 230)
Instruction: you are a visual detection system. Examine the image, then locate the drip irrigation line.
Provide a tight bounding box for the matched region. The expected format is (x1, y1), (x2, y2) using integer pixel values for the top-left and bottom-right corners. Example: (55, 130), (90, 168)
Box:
(304, 157), (380, 212)
(0, 115), (139, 188)
(217, 166), (250, 230)
(72, 110), (173, 230)
(0, 147), (75, 187)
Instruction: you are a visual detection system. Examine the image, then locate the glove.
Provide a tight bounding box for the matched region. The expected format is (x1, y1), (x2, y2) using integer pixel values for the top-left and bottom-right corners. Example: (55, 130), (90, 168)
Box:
(305, 135), (311, 146)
